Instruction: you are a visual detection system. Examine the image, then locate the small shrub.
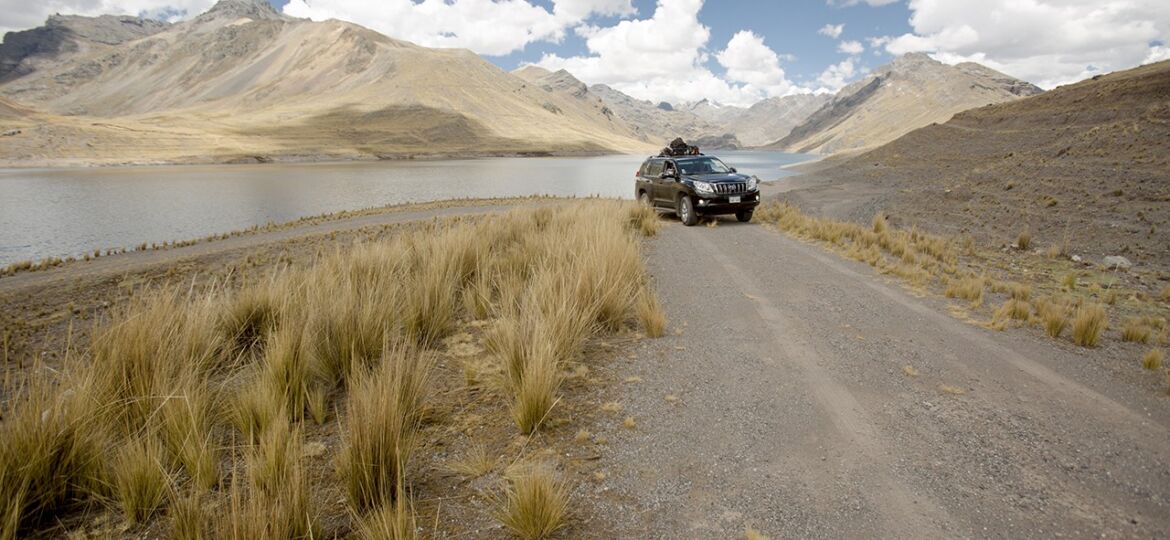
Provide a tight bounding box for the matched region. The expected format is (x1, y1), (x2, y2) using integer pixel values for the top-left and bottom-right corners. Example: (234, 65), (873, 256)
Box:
(1060, 273), (1077, 290)
(1072, 304), (1108, 347)
(1142, 349), (1164, 370)
(494, 463), (569, 540)
(872, 213), (888, 234)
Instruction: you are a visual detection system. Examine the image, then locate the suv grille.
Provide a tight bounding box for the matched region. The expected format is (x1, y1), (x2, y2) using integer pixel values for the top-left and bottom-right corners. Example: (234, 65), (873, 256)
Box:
(715, 182), (747, 194)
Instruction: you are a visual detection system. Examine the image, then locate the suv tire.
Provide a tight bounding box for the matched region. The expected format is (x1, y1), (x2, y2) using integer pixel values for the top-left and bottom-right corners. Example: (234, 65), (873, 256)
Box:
(639, 191), (652, 207)
(678, 195), (699, 226)
(736, 210), (753, 223)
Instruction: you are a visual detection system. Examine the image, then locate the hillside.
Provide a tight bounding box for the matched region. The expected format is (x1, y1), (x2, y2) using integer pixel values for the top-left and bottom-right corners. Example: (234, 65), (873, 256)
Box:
(785, 60), (1170, 270)
(770, 53), (1042, 155)
(0, 0), (650, 165)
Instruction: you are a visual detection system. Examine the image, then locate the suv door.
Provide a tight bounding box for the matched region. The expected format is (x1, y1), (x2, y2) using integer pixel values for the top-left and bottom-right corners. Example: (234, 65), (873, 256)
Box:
(644, 159), (666, 204)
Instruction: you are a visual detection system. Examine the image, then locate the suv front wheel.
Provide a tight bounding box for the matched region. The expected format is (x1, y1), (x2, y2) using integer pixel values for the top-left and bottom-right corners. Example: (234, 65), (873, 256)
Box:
(736, 210), (753, 223)
(678, 195), (699, 226)
(639, 191), (652, 207)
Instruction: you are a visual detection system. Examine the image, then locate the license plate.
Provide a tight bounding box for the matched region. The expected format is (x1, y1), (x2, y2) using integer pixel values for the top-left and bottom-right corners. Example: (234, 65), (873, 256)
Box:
(729, 196), (741, 203)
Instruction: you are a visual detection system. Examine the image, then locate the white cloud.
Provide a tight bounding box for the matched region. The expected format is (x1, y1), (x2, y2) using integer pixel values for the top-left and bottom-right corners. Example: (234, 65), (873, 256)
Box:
(815, 57), (859, 93)
(283, 0), (636, 56)
(818, 23), (844, 39)
(828, 0), (899, 5)
(837, 40), (864, 54)
(875, 0), (1170, 88)
(534, 0), (805, 106)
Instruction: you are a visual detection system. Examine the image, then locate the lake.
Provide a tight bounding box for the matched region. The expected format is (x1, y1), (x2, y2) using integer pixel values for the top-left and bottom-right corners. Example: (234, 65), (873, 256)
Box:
(0, 151), (812, 266)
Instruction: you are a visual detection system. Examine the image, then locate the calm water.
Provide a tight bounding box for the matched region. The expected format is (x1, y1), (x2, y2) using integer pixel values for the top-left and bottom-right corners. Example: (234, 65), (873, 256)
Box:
(0, 151), (812, 266)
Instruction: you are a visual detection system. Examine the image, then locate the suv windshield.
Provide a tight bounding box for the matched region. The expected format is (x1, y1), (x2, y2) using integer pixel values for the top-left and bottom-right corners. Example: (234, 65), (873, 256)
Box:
(677, 157), (731, 175)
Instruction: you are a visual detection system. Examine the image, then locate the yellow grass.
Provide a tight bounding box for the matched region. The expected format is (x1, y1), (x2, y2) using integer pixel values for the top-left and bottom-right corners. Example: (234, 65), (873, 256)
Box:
(746, 526), (772, 540)
(494, 463), (569, 540)
(1143, 349), (1164, 370)
(1036, 298), (1069, 338)
(1072, 304), (1108, 347)
(1016, 229), (1032, 251)
(1, 201), (660, 537)
(1160, 283), (1170, 302)
(1121, 317), (1153, 344)
(111, 437), (172, 524)
(944, 276), (984, 305)
(340, 343), (432, 511)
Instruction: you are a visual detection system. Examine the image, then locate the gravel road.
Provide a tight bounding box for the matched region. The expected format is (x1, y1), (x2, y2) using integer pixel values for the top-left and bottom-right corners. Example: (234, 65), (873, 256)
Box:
(586, 218), (1170, 539)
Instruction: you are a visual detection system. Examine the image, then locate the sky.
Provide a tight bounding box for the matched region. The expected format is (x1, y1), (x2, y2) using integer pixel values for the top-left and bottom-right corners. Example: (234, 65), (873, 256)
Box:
(2, 0), (1168, 107)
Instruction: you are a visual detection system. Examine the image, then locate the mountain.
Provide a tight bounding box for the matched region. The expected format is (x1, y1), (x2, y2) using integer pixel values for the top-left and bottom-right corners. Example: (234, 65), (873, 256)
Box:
(0, 14), (170, 83)
(769, 53), (1042, 155)
(784, 60), (1170, 270)
(682, 99), (745, 126)
(586, 83), (724, 145)
(0, 0), (650, 165)
(727, 94), (830, 147)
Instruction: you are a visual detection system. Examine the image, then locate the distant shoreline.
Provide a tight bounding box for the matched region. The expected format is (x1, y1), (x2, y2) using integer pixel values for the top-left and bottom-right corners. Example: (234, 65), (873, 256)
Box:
(0, 148), (636, 170)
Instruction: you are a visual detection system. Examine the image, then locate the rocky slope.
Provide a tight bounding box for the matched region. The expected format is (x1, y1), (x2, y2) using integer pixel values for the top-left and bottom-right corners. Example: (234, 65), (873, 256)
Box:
(0, 0), (649, 165)
(785, 60), (1170, 270)
(0, 14), (170, 83)
(770, 53), (1042, 155)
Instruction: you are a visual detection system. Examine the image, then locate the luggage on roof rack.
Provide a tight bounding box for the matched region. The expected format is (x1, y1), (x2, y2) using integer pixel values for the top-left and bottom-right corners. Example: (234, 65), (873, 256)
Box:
(658, 137), (701, 157)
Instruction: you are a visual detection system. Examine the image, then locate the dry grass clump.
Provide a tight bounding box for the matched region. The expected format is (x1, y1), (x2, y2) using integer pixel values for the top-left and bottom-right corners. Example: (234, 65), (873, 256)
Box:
(494, 463), (569, 540)
(0, 372), (106, 539)
(111, 437), (172, 524)
(447, 445), (496, 479)
(1142, 349), (1164, 370)
(996, 299), (1031, 321)
(1060, 272), (1078, 290)
(1121, 317), (1153, 344)
(1161, 283), (1170, 302)
(340, 344), (432, 511)
(219, 425), (316, 539)
(636, 290), (668, 337)
(945, 276), (984, 304)
(1016, 229), (1032, 251)
(1072, 304), (1108, 347)
(627, 204), (660, 237)
(745, 526), (772, 540)
(1035, 298), (1070, 338)
(355, 488), (417, 540)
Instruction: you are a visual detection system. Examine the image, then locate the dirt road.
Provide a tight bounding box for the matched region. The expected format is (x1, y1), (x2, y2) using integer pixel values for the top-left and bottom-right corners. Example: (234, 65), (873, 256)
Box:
(586, 219), (1170, 538)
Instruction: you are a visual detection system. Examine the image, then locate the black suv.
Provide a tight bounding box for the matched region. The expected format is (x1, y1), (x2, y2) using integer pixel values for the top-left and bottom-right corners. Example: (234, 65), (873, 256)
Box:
(634, 151), (760, 226)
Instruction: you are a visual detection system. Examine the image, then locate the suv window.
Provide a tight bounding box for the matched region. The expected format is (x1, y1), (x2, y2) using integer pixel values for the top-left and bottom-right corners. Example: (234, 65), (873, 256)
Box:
(645, 160), (664, 177)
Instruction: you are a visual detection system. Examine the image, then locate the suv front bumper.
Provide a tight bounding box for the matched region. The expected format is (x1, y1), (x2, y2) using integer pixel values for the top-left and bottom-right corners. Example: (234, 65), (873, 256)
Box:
(694, 191), (760, 214)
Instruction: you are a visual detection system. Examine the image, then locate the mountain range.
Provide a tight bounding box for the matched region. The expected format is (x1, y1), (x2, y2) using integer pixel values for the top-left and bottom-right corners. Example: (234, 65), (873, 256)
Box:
(0, 0), (1047, 165)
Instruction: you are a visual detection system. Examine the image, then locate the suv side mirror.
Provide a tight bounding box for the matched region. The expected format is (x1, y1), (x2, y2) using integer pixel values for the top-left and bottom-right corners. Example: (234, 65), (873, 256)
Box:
(730, 167), (737, 173)
(662, 171), (677, 180)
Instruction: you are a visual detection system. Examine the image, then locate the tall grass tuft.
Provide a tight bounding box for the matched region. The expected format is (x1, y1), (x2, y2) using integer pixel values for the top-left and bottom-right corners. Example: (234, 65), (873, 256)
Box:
(111, 437), (172, 524)
(945, 276), (984, 305)
(340, 343), (432, 512)
(494, 463), (569, 540)
(1143, 349), (1164, 370)
(1036, 298), (1069, 338)
(1072, 304), (1108, 347)
(0, 372), (106, 539)
(627, 204), (660, 237)
(1121, 317), (1152, 344)
(355, 482), (417, 540)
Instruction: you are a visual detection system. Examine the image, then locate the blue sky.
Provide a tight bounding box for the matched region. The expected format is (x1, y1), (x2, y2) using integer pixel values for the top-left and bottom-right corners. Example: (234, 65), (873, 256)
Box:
(4, 0), (1168, 107)
(480, 0), (913, 91)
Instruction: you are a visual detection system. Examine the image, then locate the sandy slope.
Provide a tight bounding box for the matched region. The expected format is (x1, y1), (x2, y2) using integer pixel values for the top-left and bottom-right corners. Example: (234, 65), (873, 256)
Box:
(0, 0), (652, 165)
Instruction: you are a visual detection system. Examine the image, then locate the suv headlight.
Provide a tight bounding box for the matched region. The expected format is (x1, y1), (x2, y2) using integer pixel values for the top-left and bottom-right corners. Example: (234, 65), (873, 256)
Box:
(747, 175), (759, 191)
(692, 181), (714, 194)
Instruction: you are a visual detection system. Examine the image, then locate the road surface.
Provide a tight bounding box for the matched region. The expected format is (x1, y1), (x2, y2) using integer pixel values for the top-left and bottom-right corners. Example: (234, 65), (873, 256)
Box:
(586, 218), (1170, 538)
